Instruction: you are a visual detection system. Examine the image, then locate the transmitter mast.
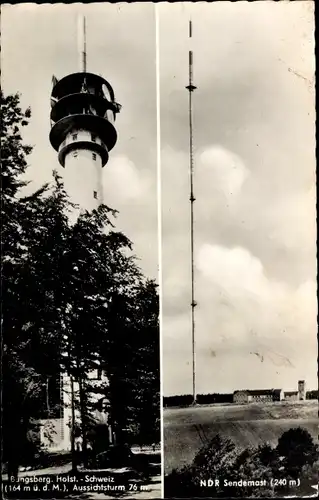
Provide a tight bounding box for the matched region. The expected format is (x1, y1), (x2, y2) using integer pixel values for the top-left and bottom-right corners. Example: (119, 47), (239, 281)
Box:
(185, 20), (197, 405)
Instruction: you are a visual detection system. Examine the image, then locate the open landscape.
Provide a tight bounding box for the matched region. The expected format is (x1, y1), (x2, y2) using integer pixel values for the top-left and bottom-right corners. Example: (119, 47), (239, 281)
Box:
(164, 400), (318, 474)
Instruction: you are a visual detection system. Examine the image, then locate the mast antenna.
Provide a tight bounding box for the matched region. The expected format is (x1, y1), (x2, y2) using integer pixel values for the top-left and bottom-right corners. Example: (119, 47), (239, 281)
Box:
(185, 19), (197, 405)
(78, 14), (87, 72)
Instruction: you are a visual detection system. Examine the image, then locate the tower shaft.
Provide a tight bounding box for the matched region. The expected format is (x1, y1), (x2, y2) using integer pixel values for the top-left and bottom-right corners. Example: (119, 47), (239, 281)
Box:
(63, 139), (103, 214)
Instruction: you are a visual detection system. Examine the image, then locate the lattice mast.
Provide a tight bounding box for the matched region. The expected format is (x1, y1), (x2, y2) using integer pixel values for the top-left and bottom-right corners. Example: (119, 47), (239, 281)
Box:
(185, 20), (197, 405)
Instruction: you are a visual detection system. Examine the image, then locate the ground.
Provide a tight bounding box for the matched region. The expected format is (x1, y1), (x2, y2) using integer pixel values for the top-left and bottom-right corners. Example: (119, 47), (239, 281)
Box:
(164, 400), (318, 474)
(2, 449), (161, 500)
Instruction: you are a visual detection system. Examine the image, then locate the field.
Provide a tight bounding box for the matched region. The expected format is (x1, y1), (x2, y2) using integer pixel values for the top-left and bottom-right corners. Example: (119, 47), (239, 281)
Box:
(164, 400), (318, 474)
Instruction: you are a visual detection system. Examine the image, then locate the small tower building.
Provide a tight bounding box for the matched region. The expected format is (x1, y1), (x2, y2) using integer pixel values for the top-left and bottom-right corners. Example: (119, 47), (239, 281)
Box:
(298, 380), (306, 401)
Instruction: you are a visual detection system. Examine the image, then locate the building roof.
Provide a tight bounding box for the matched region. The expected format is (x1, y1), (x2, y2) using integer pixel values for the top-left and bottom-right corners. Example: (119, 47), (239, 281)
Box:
(51, 72), (115, 102)
(249, 389), (282, 396)
(234, 389), (282, 396)
(284, 391), (298, 396)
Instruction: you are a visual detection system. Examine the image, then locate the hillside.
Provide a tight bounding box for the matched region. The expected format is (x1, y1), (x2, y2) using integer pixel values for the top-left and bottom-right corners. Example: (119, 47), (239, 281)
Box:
(164, 401), (318, 474)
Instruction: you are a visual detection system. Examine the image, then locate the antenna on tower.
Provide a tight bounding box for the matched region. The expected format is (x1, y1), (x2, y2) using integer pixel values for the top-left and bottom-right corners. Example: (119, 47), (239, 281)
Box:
(185, 19), (197, 406)
(78, 14), (87, 72)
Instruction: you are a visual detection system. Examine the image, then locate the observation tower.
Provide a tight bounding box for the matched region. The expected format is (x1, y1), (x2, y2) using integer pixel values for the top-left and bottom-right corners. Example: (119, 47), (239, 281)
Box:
(43, 16), (120, 453)
(49, 16), (121, 212)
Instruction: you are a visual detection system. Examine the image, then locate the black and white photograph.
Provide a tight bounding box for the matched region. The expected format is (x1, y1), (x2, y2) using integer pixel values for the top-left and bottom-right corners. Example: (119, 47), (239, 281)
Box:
(1, 3), (160, 498)
(1, 1), (318, 500)
(160, 2), (317, 498)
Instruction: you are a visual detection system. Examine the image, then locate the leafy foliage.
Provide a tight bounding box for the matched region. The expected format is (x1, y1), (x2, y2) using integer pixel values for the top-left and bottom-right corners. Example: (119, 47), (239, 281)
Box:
(163, 393), (233, 407)
(276, 427), (318, 479)
(1, 91), (159, 475)
(165, 434), (268, 498)
(1, 89), (51, 478)
(165, 428), (318, 498)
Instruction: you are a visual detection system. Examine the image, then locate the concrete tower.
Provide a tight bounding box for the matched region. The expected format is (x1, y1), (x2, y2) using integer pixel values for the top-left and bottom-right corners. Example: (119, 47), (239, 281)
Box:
(298, 380), (306, 401)
(43, 17), (120, 452)
(49, 16), (121, 214)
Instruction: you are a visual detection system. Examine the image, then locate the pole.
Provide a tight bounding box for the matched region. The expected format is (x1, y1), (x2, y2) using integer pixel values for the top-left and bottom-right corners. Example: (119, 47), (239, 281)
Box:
(78, 370), (88, 468)
(186, 20), (197, 405)
(78, 15), (87, 72)
(70, 375), (77, 471)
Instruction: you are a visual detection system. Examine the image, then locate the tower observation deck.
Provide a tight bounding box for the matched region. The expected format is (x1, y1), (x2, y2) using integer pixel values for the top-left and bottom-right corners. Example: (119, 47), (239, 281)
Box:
(49, 18), (121, 212)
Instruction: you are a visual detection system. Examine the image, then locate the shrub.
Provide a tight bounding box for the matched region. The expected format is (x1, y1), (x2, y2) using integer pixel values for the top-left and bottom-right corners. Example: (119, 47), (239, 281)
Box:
(276, 427), (318, 479)
(165, 427), (318, 498)
(165, 434), (275, 498)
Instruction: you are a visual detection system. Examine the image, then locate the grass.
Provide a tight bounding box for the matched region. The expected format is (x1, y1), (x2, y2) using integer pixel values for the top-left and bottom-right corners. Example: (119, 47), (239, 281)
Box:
(164, 400), (318, 474)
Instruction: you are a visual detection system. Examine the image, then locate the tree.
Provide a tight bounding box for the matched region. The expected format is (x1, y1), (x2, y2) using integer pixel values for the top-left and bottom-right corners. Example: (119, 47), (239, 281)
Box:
(164, 435), (276, 498)
(59, 207), (156, 461)
(110, 278), (160, 446)
(1, 90), (51, 480)
(1, 91), (90, 473)
(1, 90), (32, 262)
(165, 428), (318, 498)
(165, 435), (239, 498)
(276, 427), (318, 479)
(2, 90), (160, 477)
(257, 444), (278, 468)
(100, 276), (160, 447)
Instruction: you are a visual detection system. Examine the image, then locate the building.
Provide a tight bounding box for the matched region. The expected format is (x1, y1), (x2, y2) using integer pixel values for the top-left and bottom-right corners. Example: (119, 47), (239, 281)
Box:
(306, 390), (318, 400)
(233, 389), (284, 404)
(284, 380), (307, 401)
(233, 390), (250, 404)
(234, 380), (308, 404)
(37, 365), (114, 452)
(298, 380), (306, 401)
(284, 391), (299, 401)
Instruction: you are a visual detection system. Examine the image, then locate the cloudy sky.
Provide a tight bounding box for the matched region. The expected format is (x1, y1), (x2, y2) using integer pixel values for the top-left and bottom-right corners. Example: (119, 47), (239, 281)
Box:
(159, 1), (316, 395)
(1, 2), (157, 280)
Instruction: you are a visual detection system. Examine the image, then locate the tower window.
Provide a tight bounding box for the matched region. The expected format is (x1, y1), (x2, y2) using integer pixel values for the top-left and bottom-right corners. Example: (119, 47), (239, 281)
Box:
(72, 133), (78, 141)
(93, 191), (98, 199)
(92, 153), (97, 161)
(91, 134), (96, 142)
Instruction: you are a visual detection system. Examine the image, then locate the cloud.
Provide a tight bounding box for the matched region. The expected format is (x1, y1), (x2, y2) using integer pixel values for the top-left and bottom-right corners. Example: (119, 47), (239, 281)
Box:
(103, 154), (157, 280)
(265, 185), (316, 252)
(104, 155), (150, 203)
(162, 137), (316, 393)
(197, 244), (266, 298)
(195, 243), (317, 356)
(198, 145), (249, 202)
(163, 241), (317, 394)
